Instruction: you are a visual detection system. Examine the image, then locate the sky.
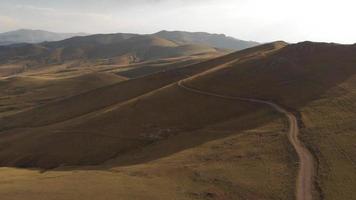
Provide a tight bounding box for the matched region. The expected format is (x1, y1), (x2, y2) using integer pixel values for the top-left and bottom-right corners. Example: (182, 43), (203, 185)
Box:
(0, 0), (355, 44)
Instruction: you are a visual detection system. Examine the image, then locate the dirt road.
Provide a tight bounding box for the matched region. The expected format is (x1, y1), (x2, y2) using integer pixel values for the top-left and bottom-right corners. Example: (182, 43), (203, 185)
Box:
(177, 80), (315, 200)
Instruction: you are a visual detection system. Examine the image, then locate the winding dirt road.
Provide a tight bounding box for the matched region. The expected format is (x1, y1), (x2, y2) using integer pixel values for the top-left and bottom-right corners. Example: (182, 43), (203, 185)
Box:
(177, 80), (315, 200)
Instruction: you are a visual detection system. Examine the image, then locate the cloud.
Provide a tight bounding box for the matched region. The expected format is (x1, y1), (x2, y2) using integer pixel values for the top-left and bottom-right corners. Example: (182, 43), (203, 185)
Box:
(14, 4), (112, 20)
(0, 0), (355, 43)
(15, 4), (56, 12)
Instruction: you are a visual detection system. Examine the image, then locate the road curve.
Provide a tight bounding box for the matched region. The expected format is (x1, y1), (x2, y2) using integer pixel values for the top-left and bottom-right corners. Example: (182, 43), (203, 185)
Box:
(177, 80), (314, 200)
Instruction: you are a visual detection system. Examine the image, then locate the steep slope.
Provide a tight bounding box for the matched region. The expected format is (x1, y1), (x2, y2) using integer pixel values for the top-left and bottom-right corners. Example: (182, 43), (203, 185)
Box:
(0, 29), (87, 45)
(154, 30), (259, 50)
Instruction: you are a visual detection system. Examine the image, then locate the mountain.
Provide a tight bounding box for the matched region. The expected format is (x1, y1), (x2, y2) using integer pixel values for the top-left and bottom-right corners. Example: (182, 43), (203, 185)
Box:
(154, 30), (259, 50)
(0, 29), (87, 45)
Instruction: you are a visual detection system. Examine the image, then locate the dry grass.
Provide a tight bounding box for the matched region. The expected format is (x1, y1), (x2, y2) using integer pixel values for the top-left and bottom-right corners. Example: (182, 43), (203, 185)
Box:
(0, 72), (124, 117)
(0, 43), (287, 169)
(0, 42), (299, 199)
(0, 111), (296, 200)
(1, 41), (355, 199)
(183, 42), (356, 199)
(300, 75), (356, 200)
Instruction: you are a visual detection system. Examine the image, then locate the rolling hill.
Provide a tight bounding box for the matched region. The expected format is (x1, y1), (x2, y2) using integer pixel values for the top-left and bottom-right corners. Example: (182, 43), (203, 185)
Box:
(0, 41), (355, 200)
(0, 42), (287, 167)
(0, 42), (296, 200)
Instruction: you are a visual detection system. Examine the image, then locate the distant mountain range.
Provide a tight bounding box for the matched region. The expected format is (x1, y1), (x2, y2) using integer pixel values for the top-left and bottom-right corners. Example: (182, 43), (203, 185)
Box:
(0, 34), (224, 68)
(0, 30), (259, 70)
(0, 29), (260, 78)
(0, 29), (259, 50)
(0, 29), (87, 46)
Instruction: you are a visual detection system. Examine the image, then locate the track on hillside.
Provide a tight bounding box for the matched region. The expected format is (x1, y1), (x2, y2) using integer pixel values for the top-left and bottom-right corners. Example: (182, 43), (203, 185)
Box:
(177, 80), (315, 200)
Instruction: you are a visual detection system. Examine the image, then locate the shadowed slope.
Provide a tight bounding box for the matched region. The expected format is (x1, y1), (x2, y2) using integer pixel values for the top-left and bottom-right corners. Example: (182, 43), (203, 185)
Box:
(186, 42), (356, 109)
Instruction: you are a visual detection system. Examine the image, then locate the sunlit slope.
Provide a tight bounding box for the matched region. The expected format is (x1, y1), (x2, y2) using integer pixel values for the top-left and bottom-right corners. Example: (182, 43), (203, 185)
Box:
(154, 30), (259, 50)
(0, 72), (124, 116)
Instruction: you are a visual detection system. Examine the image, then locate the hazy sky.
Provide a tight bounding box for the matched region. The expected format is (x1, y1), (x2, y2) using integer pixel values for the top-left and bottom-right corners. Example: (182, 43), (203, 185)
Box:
(0, 0), (355, 43)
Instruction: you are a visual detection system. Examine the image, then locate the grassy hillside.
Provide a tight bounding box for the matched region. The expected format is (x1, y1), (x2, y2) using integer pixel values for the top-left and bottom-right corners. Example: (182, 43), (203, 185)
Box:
(0, 43), (279, 131)
(0, 72), (124, 116)
(182, 41), (356, 200)
(300, 76), (356, 200)
(0, 41), (354, 199)
(0, 112), (295, 200)
(115, 57), (206, 78)
(0, 41), (296, 199)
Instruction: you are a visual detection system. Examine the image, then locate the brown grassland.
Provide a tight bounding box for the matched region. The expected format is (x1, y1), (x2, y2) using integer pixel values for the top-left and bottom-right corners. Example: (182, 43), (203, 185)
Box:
(0, 41), (355, 200)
